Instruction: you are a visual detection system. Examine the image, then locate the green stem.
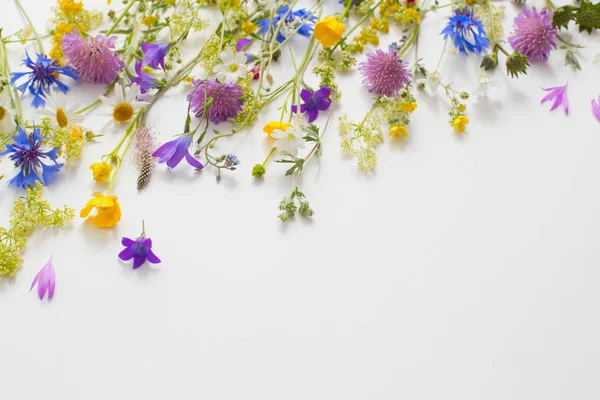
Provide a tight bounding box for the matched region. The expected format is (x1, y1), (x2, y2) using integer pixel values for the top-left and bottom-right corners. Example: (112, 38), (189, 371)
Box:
(107, 108), (144, 195)
(486, 0), (497, 45)
(262, 147), (276, 167)
(0, 31), (23, 126)
(397, 25), (420, 58)
(106, 0), (138, 36)
(14, 0), (44, 54)
(76, 82), (116, 114)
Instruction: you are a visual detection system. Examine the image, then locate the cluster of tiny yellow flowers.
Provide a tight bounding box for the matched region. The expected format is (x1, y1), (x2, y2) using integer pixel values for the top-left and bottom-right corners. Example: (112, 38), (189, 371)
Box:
(90, 162), (113, 182)
(50, 0), (102, 61)
(348, 0), (420, 53)
(398, 101), (418, 113)
(241, 21), (257, 34)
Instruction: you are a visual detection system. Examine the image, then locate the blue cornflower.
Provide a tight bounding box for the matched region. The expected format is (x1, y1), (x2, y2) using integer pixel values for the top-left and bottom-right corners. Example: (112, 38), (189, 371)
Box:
(10, 53), (78, 108)
(0, 126), (63, 188)
(257, 6), (316, 43)
(441, 8), (490, 54)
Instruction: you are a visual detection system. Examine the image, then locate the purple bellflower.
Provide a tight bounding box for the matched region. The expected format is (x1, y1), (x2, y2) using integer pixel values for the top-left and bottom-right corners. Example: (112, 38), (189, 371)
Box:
(141, 42), (171, 70)
(131, 62), (158, 94)
(152, 135), (204, 169)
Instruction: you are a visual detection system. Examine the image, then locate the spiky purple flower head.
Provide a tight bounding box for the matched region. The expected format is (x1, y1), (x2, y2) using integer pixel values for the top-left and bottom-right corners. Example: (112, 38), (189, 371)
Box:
(187, 78), (243, 124)
(358, 48), (411, 97)
(62, 29), (125, 84)
(508, 7), (558, 63)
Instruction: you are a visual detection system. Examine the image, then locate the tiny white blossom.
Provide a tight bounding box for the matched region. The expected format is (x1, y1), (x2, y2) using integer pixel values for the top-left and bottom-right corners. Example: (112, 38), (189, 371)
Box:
(472, 74), (500, 97)
(213, 49), (247, 84)
(416, 71), (441, 95)
(271, 126), (305, 156)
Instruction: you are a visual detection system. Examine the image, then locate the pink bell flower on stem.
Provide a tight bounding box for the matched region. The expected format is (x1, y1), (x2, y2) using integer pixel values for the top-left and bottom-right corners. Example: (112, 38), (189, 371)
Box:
(592, 97), (600, 123)
(541, 83), (568, 115)
(30, 256), (56, 301)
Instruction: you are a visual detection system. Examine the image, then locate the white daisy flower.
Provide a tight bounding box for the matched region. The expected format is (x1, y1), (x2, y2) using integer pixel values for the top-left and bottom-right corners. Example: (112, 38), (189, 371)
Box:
(0, 90), (16, 135)
(38, 89), (84, 129)
(100, 83), (148, 131)
(271, 126), (305, 156)
(213, 49), (247, 84)
(472, 74), (500, 97)
(416, 71), (441, 95)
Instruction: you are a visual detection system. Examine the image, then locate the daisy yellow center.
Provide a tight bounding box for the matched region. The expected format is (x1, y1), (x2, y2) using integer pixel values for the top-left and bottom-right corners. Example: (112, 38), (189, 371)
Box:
(113, 103), (134, 123)
(0, 106), (5, 121)
(56, 108), (69, 128)
(228, 63), (239, 73)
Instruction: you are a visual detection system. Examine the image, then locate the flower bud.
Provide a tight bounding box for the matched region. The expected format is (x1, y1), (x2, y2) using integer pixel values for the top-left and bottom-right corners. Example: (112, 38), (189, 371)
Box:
(480, 52), (498, 71)
(505, 51), (530, 78)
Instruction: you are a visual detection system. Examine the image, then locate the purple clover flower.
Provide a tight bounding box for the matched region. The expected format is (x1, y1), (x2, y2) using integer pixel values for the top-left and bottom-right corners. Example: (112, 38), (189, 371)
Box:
(10, 53), (78, 108)
(187, 78), (243, 124)
(30, 257), (56, 301)
(508, 7), (557, 63)
(62, 29), (124, 84)
(541, 83), (568, 115)
(291, 86), (332, 122)
(141, 42), (171, 70)
(358, 48), (411, 97)
(152, 135), (204, 169)
(119, 237), (161, 269)
(131, 62), (158, 94)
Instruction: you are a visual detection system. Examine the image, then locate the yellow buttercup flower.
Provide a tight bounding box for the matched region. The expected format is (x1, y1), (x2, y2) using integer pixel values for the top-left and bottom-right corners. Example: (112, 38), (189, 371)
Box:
(398, 101), (418, 113)
(389, 126), (408, 138)
(141, 15), (158, 27)
(80, 193), (121, 228)
(263, 121), (292, 137)
(90, 162), (113, 182)
(241, 21), (257, 34)
(453, 115), (469, 133)
(314, 16), (346, 48)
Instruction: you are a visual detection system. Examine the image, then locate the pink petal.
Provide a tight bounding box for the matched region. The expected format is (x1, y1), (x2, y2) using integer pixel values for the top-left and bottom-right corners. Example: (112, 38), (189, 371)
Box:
(47, 263), (56, 300)
(592, 98), (600, 122)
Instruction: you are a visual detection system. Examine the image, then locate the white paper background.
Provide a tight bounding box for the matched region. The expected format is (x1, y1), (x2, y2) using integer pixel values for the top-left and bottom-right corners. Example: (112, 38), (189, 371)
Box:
(1, 0), (600, 399)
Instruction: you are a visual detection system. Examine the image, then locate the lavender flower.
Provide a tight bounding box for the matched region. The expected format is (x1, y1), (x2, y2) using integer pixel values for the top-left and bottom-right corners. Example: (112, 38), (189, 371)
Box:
(141, 42), (171, 70)
(152, 135), (204, 169)
(441, 7), (490, 54)
(541, 83), (568, 114)
(358, 48), (412, 97)
(508, 7), (558, 63)
(0, 126), (63, 188)
(131, 62), (157, 94)
(62, 29), (125, 84)
(30, 257), (55, 301)
(187, 78), (243, 124)
(291, 86), (332, 122)
(119, 236), (161, 269)
(592, 97), (600, 123)
(10, 53), (78, 108)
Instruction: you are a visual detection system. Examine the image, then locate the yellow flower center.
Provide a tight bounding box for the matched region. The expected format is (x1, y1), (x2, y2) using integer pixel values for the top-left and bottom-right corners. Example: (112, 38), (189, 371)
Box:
(287, 133), (296, 141)
(228, 63), (239, 73)
(56, 108), (69, 128)
(113, 103), (134, 123)
(0, 106), (5, 121)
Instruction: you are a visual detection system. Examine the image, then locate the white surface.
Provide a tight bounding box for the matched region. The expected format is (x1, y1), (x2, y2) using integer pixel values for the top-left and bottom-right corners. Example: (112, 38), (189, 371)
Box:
(2, 1), (600, 399)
